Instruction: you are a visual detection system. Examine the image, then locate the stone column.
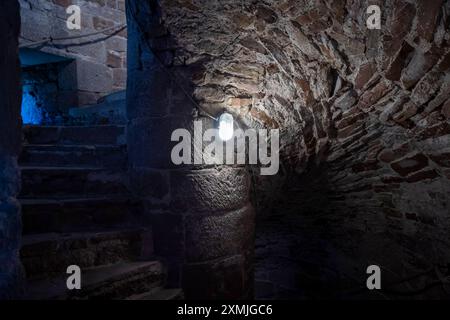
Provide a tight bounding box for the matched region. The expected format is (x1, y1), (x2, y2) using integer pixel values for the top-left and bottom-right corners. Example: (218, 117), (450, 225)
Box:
(0, 0), (24, 299)
(126, 0), (254, 299)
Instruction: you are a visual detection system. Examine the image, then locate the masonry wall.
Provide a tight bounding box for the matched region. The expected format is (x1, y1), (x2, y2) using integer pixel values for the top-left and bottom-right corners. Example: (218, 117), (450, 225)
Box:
(19, 0), (127, 107)
(0, 0), (24, 300)
(150, 0), (450, 299)
(126, 0), (255, 299)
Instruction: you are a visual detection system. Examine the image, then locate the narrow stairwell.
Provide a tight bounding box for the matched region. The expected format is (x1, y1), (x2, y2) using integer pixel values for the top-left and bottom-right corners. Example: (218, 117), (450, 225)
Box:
(19, 123), (182, 300)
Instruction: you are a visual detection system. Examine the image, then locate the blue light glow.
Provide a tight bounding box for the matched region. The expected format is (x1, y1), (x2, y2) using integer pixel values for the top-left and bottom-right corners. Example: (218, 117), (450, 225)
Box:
(21, 91), (43, 125)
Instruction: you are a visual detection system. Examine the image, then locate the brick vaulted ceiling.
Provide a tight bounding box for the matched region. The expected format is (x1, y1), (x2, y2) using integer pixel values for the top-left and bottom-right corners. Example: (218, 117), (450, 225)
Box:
(157, 0), (450, 174)
(145, 0), (450, 295)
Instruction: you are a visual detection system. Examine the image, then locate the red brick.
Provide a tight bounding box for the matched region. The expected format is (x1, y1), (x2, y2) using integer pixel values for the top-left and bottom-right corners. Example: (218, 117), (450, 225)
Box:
(405, 169), (439, 183)
(391, 153), (429, 177)
(355, 63), (376, 90)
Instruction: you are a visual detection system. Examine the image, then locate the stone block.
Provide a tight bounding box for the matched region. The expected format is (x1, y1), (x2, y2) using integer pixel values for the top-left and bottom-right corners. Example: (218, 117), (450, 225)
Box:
(107, 50), (123, 68)
(67, 40), (107, 64)
(401, 47), (441, 89)
(391, 153), (429, 177)
(76, 60), (113, 93)
(183, 255), (249, 299)
(416, 0), (443, 42)
(113, 68), (127, 88)
(93, 16), (115, 30)
(52, 0), (72, 7)
(20, 8), (51, 41)
(385, 41), (414, 81)
(442, 99), (450, 119)
(354, 63), (376, 90)
(185, 204), (254, 262)
(77, 91), (102, 106)
(170, 167), (250, 214)
(106, 36), (127, 52)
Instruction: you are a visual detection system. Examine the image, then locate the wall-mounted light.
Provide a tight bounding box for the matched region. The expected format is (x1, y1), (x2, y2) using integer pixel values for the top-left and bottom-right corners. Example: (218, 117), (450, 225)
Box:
(218, 112), (234, 141)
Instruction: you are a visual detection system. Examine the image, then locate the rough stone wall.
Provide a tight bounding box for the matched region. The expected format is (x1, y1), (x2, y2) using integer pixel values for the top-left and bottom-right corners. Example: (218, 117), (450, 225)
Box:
(0, 0), (24, 299)
(126, 0), (254, 299)
(152, 0), (450, 298)
(19, 0), (127, 106)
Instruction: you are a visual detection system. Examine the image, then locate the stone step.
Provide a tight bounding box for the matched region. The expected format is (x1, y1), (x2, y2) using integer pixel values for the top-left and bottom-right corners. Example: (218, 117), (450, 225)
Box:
(69, 99), (126, 125)
(100, 90), (125, 104)
(26, 261), (164, 300)
(23, 125), (126, 146)
(21, 197), (143, 235)
(127, 287), (184, 300)
(20, 167), (128, 198)
(21, 228), (153, 280)
(19, 144), (127, 168)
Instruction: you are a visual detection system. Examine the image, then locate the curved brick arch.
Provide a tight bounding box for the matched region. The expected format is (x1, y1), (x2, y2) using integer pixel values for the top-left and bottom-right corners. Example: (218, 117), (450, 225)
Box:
(127, 0), (450, 299)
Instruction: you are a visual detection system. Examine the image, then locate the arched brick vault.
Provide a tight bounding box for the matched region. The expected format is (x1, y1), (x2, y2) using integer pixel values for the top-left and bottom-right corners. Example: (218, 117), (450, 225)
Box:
(127, 0), (450, 298)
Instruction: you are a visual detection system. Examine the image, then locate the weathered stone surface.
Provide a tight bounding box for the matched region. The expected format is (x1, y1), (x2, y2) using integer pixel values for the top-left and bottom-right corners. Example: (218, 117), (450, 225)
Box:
(20, 0), (126, 107)
(21, 167), (128, 198)
(354, 63), (376, 90)
(185, 204), (254, 262)
(416, 0), (444, 42)
(21, 229), (147, 279)
(385, 42), (414, 81)
(126, 0), (256, 299)
(401, 47), (441, 89)
(77, 60), (113, 93)
(390, 154), (429, 177)
(26, 261), (164, 300)
(0, 0), (23, 299)
(442, 99), (450, 118)
(170, 167), (250, 214)
(183, 254), (250, 299)
(122, 0), (450, 300)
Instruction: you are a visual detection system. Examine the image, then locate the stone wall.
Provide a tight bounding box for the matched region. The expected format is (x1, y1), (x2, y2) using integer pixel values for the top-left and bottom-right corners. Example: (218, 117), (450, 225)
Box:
(148, 0), (450, 299)
(19, 0), (127, 107)
(126, 0), (254, 299)
(0, 0), (24, 300)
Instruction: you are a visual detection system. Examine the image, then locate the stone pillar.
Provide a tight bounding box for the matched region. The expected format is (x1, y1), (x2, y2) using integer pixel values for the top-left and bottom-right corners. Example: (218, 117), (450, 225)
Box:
(126, 0), (254, 299)
(0, 0), (23, 299)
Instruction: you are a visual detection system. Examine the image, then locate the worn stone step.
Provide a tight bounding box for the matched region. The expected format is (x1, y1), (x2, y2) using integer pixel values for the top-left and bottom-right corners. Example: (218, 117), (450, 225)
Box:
(127, 287), (184, 300)
(100, 90), (125, 104)
(19, 144), (127, 168)
(21, 197), (143, 235)
(26, 261), (164, 300)
(23, 125), (126, 146)
(20, 167), (128, 198)
(69, 100), (126, 125)
(21, 228), (153, 280)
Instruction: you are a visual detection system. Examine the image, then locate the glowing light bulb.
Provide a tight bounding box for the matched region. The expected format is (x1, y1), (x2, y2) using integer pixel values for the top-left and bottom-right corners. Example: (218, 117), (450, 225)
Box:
(218, 112), (234, 141)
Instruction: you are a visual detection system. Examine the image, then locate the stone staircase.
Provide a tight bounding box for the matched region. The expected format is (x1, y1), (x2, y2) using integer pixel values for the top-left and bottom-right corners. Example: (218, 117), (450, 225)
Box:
(19, 124), (182, 300)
